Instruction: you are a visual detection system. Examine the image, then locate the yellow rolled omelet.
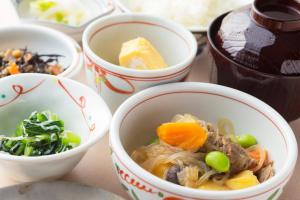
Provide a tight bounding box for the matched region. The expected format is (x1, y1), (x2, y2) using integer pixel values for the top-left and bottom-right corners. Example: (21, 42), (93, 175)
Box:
(119, 37), (167, 70)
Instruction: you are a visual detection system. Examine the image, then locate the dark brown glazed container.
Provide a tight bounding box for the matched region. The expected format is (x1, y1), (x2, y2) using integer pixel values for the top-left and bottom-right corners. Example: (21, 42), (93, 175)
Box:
(208, 0), (300, 122)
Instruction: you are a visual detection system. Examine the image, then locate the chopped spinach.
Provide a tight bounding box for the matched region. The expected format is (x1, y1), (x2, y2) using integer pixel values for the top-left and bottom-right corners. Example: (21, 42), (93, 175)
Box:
(0, 111), (80, 156)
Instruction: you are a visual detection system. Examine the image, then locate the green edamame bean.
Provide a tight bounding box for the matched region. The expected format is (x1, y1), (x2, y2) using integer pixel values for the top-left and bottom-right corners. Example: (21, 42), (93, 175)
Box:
(237, 134), (257, 148)
(205, 151), (230, 173)
(150, 138), (159, 144)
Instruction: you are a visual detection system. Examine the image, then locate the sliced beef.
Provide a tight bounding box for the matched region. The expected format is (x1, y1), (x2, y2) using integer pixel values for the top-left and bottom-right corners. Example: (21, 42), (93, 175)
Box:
(256, 162), (274, 183)
(201, 132), (257, 175)
(166, 165), (181, 185)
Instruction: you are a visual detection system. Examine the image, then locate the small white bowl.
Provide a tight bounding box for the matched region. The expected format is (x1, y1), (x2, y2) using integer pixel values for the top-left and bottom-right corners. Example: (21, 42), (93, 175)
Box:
(114, 0), (253, 32)
(0, 73), (111, 182)
(0, 24), (83, 79)
(12, 0), (115, 42)
(110, 82), (298, 200)
(82, 14), (197, 112)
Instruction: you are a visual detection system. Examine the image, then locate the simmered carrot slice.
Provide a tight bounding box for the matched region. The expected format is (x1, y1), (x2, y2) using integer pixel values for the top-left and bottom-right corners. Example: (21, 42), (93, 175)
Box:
(7, 62), (20, 75)
(157, 122), (207, 151)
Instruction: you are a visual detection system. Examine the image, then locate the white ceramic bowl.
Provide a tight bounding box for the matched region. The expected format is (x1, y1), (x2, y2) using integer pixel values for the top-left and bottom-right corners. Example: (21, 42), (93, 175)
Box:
(110, 82), (298, 200)
(114, 0), (253, 32)
(0, 73), (111, 182)
(12, 0), (115, 42)
(0, 24), (83, 78)
(82, 14), (197, 112)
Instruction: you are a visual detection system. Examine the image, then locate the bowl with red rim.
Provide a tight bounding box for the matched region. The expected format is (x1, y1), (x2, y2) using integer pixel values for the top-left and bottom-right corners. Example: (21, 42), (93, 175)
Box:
(82, 14), (197, 112)
(0, 73), (111, 182)
(109, 82), (297, 200)
(0, 24), (83, 79)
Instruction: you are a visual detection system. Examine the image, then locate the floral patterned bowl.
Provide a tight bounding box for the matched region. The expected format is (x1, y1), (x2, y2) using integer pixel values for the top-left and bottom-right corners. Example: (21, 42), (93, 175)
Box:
(82, 14), (197, 112)
(109, 82), (297, 200)
(0, 73), (111, 182)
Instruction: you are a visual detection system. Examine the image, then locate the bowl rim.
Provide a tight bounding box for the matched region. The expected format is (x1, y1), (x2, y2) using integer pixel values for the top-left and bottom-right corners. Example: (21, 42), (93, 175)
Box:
(113, 0), (254, 33)
(82, 13), (197, 78)
(0, 73), (112, 162)
(0, 24), (83, 79)
(109, 82), (298, 199)
(207, 12), (300, 79)
(251, 0), (300, 32)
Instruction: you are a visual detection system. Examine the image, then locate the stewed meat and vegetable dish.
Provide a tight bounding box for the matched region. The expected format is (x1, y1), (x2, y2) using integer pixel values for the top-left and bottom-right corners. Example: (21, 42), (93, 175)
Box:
(131, 114), (274, 190)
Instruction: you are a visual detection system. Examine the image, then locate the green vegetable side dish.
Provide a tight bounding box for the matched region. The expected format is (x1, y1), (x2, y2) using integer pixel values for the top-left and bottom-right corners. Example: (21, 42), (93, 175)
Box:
(150, 137), (159, 144)
(236, 134), (257, 148)
(29, 0), (88, 26)
(205, 151), (230, 173)
(0, 111), (80, 156)
(33, 0), (56, 12)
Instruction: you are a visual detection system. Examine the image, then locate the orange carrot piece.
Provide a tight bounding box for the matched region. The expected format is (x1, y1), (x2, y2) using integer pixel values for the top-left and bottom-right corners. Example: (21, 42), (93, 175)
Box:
(157, 122), (207, 151)
(248, 149), (261, 162)
(50, 65), (62, 75)
(248, 147), (268, 172)
(7, 63), (20, 75)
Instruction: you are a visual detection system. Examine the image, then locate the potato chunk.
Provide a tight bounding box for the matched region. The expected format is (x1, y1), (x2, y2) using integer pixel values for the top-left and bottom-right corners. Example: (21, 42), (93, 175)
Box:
(152, 163), (171, 179)
(225, 170), (259, 190)
(199, 181), (229, 191)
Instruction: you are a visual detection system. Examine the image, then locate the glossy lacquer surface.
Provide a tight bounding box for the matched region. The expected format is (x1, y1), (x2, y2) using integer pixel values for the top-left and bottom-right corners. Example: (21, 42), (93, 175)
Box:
(208, 0), (300, 122)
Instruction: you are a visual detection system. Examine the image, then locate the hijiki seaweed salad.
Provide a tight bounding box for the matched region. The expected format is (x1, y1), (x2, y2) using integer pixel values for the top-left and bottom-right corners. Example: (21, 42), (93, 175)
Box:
(131, 114), (274, 191)
(0, 48), (64, 77)
(0, 111), (80, 156)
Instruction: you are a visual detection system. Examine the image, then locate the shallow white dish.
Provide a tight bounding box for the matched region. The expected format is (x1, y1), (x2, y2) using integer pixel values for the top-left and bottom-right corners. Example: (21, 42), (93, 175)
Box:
(0, 181), (124, 199)
(110, 82), (298, 200)
(0, 24), (83, 78)
(0, 73), (111, 182)
(12, 0), (115, 42)
(114, 0), (253, 32)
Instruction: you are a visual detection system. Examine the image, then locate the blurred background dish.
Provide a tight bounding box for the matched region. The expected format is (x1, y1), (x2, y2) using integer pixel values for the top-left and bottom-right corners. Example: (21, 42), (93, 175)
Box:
(114, 0), (253, 32)
(0, 24), (83, 78)
(12, 0), (115, 42)
(114, 0), (253, 53)
(110, 82), (297, 200)
(0, 181), (125, 199)
(0, 74), (111, 182)
(208, 0), (300, 122)
(82, 14), (197, 112)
